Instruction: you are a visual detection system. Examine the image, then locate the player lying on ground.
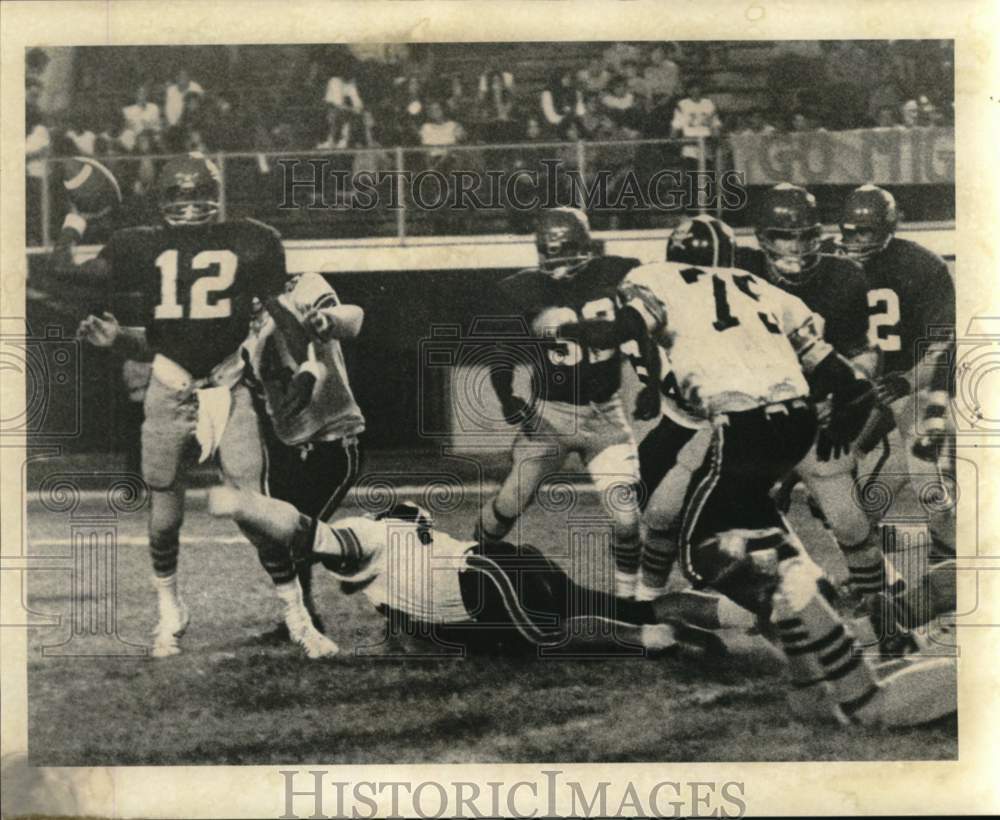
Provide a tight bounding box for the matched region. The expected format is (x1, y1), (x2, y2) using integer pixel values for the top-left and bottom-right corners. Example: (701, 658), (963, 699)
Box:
(560, 233), (957, 726)
(206, 489), (757, 657)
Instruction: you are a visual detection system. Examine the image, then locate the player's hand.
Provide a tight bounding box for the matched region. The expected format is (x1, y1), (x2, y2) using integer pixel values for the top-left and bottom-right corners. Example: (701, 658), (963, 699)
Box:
(874, 372), (912, 405)
(304, 308), (333, 341)
(815, 428), (850, 462)
(500, 395), (532, 427)
(76, 311), (120, 348)
(279, 371), (317, 418)
(633, 384), (661, 421)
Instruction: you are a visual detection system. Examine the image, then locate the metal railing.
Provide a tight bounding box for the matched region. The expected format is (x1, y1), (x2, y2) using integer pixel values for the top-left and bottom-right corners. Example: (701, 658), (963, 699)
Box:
(30, 136), (723, 246)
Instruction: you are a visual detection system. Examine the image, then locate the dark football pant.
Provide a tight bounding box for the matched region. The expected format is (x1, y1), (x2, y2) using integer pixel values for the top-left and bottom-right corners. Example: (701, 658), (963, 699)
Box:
(260, 432), (363, 599)
(679, 399), (817, 613)
(381, 540), (656, 654)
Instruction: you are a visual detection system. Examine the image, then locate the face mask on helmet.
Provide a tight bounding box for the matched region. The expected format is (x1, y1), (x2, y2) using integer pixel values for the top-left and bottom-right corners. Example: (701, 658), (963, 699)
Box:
(758, 226), (822, 283)
(160, 181), (220, 226)
(839, 225), (892, 263)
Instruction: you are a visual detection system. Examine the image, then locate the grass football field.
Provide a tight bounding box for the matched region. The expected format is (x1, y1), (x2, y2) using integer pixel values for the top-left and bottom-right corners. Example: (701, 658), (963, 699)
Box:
(25, 472), (957, 766)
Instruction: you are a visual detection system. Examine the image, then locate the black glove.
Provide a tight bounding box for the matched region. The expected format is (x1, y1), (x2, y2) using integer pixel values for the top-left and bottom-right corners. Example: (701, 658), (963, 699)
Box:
(500, 395), (532, 427)
(279, 370), (317, 418)
(633, 384), (661, 421)
(819, 375), (876, 460)
(874, 371), (913, 405)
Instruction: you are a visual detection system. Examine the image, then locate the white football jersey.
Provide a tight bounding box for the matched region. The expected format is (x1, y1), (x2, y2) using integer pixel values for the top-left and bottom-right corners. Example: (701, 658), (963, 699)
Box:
(243, 273), (365, 445)
(622, 261), (830, 417)
(316, 516), (474, 624)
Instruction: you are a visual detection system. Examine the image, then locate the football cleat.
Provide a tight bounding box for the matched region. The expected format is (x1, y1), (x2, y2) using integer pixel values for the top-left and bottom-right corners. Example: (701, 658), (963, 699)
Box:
(286, 610), (339, 659)
(151, 601), (190, 658)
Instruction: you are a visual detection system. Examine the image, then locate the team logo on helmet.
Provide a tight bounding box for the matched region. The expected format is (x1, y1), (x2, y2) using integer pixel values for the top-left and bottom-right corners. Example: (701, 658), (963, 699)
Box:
(666, 215), (736, 268)
(158, 152), (222, 227)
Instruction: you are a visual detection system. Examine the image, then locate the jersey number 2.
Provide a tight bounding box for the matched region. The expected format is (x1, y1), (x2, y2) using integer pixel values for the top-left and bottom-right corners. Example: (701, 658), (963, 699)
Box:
(154, 249), (238, 320)
(867, 288), (901, 352)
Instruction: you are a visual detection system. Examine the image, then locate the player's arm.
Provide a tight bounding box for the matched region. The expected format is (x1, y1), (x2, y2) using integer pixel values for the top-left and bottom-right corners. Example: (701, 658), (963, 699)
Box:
(46, 213), (113, 286)
(290, 272), (365, 341)
(75, 311), (151, 360)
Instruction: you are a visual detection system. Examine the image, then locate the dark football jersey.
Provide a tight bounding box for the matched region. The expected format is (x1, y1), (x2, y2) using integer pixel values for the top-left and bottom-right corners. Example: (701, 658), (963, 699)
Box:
(100, 218), (286, 378)
(735, 246), (870, 358)
(857, 238), (955, 374)
(498, 256), (640, 404)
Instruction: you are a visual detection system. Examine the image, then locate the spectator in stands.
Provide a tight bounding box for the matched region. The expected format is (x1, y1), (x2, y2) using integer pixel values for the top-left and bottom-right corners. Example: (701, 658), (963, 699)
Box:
(736, 110), (777, 134)
(63, 104), (98, 156)
(164, 68), (204, 128)
(474, 71), (518, 142)
(600, 75), (640, 131)
(603, 42), (642, 74)
(122, 83), (162, 140)
(670, 79), (721, 165)
(325, 55), (364, 112)
(875, 104), (901, 128)
(419, 100), (465, 159)
(26, 77), (51, 244)
(642, 44), (680, 104)
(540, 70), (585, 132)
(397, 75), (425, 145)
(577, 55), (610, 94)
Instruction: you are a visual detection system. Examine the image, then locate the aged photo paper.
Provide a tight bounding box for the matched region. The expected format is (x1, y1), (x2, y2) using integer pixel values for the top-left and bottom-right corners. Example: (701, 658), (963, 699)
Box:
(1, 0), (998, 817)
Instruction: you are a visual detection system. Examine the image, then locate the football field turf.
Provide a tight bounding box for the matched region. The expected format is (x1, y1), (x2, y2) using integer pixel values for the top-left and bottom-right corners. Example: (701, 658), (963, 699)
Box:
(24, 478), (957, 766)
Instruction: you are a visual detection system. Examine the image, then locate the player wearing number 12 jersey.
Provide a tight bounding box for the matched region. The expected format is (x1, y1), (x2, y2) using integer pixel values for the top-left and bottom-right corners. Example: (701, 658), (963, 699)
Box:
(478, 208), (654, 599)
(66, 153), (320, 658)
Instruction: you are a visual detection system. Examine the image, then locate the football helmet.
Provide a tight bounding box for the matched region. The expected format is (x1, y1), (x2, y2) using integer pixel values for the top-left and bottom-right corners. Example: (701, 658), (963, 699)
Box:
(374, 502), (434, 545)
(158, 152), (222, 227)
(535, 207), (596, 278)
(755, 183), (822, 285)
(666, 215), (736, 268)
(839, 184), (898, 263)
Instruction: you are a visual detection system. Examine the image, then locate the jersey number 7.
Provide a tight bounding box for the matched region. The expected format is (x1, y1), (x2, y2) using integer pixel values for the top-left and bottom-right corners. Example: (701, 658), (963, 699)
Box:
(154, 249), (238, 320)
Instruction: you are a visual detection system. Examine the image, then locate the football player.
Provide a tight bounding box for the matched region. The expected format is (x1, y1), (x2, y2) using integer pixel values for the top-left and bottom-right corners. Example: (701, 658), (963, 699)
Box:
(240, 271), (366, 641)
(737, 183), (902, 607)
(67, 153), (331, 658)
(836, 184), (956, 563)
(477, 208), (658, 599)
(561, 252), (956, 726)
(206, 487), (756, 657)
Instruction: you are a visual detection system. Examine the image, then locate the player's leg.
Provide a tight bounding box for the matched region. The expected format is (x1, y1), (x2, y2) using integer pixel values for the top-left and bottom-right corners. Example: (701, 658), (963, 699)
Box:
(476, 425), (565, 542)
(636, 422), (711, 601)
(895, 390), (957, 562)
(207, 485), (340, 658)
(218, 386), (337, 658)
(582, 397), (645, 598)
(796, 442), (905, 604)
(140, 376), (195, 658)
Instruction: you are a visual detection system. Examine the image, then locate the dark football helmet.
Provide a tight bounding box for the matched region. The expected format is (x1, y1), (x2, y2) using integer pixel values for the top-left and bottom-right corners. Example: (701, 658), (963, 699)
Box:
(535, 207), (596, 278)
(158, 152), (222, 227)
(666, 215), (736, 268)
(374, 502), (433, 545)
(755, 183), (822, 285)
(839, 184), (898, 263)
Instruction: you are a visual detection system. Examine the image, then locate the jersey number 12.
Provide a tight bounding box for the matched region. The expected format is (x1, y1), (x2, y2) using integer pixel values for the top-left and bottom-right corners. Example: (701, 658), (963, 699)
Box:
(154, 249), (238, 320)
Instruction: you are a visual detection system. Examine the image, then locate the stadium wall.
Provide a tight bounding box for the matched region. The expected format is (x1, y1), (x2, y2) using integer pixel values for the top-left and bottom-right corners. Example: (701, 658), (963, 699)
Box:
(24, 225), (954, 457)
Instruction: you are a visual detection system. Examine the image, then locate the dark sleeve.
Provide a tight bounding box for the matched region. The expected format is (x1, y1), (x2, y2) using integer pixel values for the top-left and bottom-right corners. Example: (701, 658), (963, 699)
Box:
(258, 225), (288, 298)
(912, 254), (955, 335)
(46, 228), (112, 286)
